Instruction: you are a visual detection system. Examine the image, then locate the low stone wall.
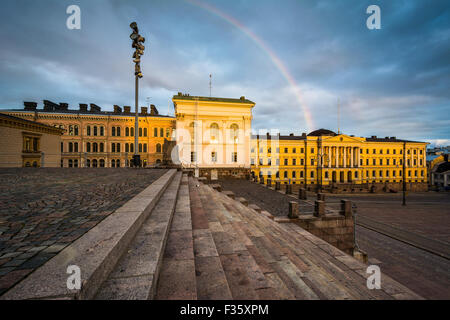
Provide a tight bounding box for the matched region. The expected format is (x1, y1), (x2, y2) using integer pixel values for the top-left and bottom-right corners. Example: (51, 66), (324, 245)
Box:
(184, 167), (250, 180)
(296, 215), (355, 254)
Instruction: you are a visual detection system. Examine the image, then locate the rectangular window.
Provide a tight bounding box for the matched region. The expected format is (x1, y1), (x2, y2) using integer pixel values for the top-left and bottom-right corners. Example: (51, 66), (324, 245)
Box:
(292, 171), (296, 178)
(284, 159), (288, 165)
(191, 152), (196, 162)
(251, 158), (255, 165)
(292, 159), (296, 165)
(259, 158), (263, 165)
(310, 159), (314, 165)
(232, 152), (238, 162)
(284, 148), (288, 153)
(154, 128), (158, 137)
(311, 148), (314, 154)
(211, 152), (217, 163)
(293, 148), (296, 153)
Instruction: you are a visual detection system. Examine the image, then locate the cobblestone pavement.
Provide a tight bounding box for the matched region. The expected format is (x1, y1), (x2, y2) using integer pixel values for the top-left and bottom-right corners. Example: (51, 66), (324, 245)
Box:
(0, 168), (167, 296)
(218, 179), (450, 299)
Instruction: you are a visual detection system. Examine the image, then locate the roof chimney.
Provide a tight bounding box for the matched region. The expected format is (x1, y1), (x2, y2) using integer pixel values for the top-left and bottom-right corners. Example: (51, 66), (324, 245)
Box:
(113, 105), (122, 114)
(90, 103), (101, 112)
(59, 103), (69, 110)
(301, 133), (306, 138)
(289, 133), (294, 136)
(371, 135), (377, 139)
(79, 104), (88, 112)
(123, 106), (131, 114)
(24, 101), (37, 111)
(141, 107), (148, 115)
(240, 96), (245, 100)
(150, 104), (159, 115)
(43, 100), (58, 111)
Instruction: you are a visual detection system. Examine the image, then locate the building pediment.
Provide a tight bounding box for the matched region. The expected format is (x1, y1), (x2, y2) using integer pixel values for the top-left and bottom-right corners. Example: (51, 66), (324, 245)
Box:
(321, 134), (365, 144)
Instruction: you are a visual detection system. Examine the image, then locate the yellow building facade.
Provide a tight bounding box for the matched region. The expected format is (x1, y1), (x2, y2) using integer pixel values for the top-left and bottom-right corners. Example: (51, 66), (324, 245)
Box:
(0, 113), (63, 167)
(251, 129), (428, 192)
(173, 93), (254, 178)
(1, 101), (174, 168)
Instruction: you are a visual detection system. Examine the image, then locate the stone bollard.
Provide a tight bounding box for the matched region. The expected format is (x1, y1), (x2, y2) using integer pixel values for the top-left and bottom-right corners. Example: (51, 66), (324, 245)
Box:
(267, 179), (272, 187)
(317, 193), (325, 201)
(298, 188), (307, 200)
(314, 200), (325, 217)
(288, 201), (299, 219)
(275, 181), (281, 190)
(340, 199), (352, 218)
(285, 184), (292, 194)
(260, 176), (265, 184)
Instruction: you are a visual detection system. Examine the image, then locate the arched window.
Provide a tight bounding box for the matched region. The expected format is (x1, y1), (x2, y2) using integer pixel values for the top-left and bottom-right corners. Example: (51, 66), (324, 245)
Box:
(100, 143), (104, 153)
(86, 142), (91, 152)
(112, 143), (116, 153)
(87, 126), (91, 136)
(74, 125), (79, 136)
(112, 127), (116, 137)
(74, 159), (78, 167)
(126, 127), (129, 136)
(130, 127), (134, 137)
(130, 143), (134, 153)
(144, 144), (147, 152)
(93, 159), (98, 167)
(230, 124), (239, 143)
(117, 127), (121, 137)
(93, 142), (98, 152)
(86, 159), (90, 167)
(111, 159), (116, 168)
(139, 143), (142, 153)
(139, 128), (142, 137)
(116, 159), (120, 167)
(117, 143), (120, 153)
(74, 142), (78, 152)
(160, 128), (164, 137)
(94, 126), (98, 136)
(154, 128), (158, 137)
(210, 123), (219, 142)
(69, 125), (74, 136)
(100, 159), (105, 167)
(125, 143), (129, 153)
(100, 126), (104, 136)
(166, 128), (170, 137)
(156, 143), (162, 153)
(68, 159), (73, 167)
(69, 142), (73, 152)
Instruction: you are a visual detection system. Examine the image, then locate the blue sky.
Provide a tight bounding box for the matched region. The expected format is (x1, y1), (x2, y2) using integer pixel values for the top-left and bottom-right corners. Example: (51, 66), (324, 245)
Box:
(0, 0), (449, 145)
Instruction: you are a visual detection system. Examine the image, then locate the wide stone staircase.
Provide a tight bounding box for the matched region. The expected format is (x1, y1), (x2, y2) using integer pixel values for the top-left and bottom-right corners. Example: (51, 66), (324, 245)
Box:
(1, 170), (422, 300)
(155, 177), (421, 300)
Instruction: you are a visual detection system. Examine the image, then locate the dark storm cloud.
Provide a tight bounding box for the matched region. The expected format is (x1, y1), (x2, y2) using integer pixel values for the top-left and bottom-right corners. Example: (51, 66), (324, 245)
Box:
(0, 0), (448, 145)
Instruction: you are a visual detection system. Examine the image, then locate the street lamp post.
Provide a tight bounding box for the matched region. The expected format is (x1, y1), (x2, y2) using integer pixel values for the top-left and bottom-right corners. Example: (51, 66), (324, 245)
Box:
(130, 22), (145, 167)
(403, 142), (406, 205)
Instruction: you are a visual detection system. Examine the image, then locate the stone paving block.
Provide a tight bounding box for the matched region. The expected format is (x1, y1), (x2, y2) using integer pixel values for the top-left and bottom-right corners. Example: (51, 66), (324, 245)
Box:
(96, 275), (154, 300)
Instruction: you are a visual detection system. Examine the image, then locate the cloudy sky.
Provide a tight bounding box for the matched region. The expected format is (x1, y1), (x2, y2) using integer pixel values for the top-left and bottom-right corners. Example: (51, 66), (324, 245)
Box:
(0, 0), (449, 145)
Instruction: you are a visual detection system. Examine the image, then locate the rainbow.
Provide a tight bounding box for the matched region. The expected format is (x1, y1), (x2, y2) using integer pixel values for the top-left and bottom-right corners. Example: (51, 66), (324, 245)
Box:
(185, 0), (315, 132)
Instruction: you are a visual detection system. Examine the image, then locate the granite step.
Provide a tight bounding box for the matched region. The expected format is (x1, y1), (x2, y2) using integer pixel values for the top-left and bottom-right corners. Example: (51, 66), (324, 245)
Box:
(188, 177), (232, 300)
(95, 171), (183, 300)
(204, 182), (422, 300)
(155, 174), (197, 300)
